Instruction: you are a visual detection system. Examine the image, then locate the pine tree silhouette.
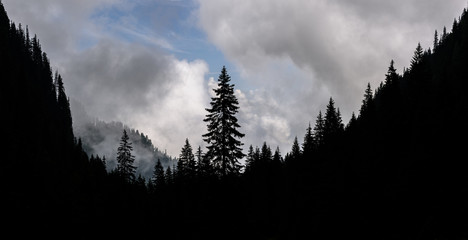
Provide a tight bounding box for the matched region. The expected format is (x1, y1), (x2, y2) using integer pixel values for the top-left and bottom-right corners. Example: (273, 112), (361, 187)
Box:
(302, 123), (315, 157)
(385, 60), (399, 86)
(313, 111), (325, 147)
(323, 97), (343, 143)
(272, 146), (282, 164)
(177, 138), (196, 181)
(203, 66), (245, 177)
(152, 159), (166, 188)
(260, 142), (272, 164)
(433, 30), (439, 50)
(245, 145), (255, 172)
(116, 129), (136, 182)
(410, 42), (424, 69)
(287, 136), (301, 163)
(359, 83), (374, 118)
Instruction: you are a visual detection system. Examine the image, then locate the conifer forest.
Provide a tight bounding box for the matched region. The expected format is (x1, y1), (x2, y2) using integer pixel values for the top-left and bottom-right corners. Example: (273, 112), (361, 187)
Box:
(1, 2), (468, 239)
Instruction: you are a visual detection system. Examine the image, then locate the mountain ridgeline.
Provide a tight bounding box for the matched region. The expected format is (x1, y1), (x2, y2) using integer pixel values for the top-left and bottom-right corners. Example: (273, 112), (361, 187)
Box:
(1, 2), (468, 239)
(71, 102), (174, 179)
(76, 119), (174, 179)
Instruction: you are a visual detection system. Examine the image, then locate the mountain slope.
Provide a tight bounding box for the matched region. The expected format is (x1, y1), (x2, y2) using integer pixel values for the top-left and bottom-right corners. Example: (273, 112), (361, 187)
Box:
(0, 2), (107, 235)
(76, 118), (174, 179)
(71, 100), (174, 179)
(292, 8), (468, 238)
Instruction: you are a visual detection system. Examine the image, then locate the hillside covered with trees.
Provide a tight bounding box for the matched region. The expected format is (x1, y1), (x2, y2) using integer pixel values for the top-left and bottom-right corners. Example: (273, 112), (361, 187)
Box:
(72, 114), (174, 179)
(1, 2), (467, 239)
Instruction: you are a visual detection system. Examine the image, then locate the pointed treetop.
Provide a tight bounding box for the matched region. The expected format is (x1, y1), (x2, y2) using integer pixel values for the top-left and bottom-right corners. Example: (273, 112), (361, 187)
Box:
(324, 97), (344, 140)
(273, 146), (282, 163)
(177, 138), (195, 177)
(346, 112), (358, 130)
(246, 145), (255, 169)
(152, 158), (166, 187)
(116, 129), (136, 182)
(410, 42), (424, 69)
(385, 60), (398, 85)
(260, 142), (272, 162)
(290, 136), (301, 159)
(313, 110), (325, 147)
(360, 83), (373, 117)
(442, 26), (448, 42)
(302, 122), (315, 155)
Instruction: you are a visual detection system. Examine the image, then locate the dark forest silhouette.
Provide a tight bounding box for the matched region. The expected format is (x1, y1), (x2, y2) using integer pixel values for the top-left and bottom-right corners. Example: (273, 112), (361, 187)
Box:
(1, 2), (468, 239)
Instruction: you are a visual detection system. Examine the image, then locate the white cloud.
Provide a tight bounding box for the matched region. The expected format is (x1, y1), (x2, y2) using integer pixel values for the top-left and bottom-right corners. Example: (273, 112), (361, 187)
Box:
(3, 0), (212, 157)
(140, 58), (210, 156)
(197, 0), (468, 152)
(61, 39), (210, 157)
(2, 0), (120, 56)
(4, 0), (467, 158)
(236, 88), (292, 152)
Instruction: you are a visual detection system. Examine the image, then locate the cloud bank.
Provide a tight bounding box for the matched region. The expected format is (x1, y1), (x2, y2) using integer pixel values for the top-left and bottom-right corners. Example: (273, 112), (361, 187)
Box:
(3, 0), (467, 157)
(198, 0), (468, 152)
(3, 0), (211, 156)
(63, 39), (210, 155)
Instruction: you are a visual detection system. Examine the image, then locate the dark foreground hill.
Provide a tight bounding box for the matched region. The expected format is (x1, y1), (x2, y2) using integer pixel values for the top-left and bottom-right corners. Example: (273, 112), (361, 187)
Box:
(1, 2), (467, 239)
(0, 1), (106, 235)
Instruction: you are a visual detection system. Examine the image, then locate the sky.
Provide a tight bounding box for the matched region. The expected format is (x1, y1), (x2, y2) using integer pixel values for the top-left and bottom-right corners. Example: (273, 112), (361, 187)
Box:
(3, 0), (467, 157)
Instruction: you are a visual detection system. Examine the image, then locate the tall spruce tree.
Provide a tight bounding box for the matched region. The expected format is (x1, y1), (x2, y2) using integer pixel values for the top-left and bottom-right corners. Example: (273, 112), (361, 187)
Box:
(203, 66), (245, 177)
(116, 129), (136, 182)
